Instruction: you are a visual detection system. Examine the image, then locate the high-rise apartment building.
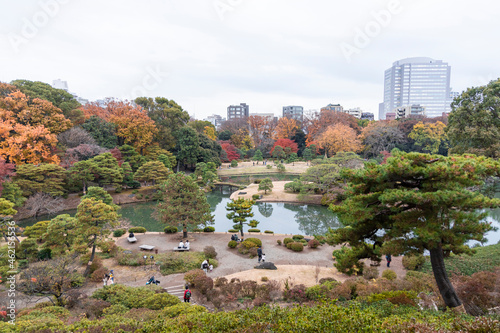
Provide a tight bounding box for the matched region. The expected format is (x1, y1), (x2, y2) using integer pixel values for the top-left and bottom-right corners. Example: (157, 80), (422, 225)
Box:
(381, 57), (452, 119)
(227, 103), (249, 119)
(282, 106), (303, 121)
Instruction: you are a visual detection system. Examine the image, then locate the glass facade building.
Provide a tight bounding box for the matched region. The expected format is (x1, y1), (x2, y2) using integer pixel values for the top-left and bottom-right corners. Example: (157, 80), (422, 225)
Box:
(381, 57), (451, 119)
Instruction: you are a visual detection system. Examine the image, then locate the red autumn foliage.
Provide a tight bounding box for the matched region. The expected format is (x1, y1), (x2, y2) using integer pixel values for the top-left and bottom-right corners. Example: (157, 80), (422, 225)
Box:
(220, 141), (240, 162)
(270, 139), (298, 156)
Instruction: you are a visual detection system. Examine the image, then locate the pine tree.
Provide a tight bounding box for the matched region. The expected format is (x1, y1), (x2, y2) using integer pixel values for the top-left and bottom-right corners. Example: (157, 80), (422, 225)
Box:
(226, 198), (258, 237)
(156, 173), (213, 238)
(328, 151), (500, 312)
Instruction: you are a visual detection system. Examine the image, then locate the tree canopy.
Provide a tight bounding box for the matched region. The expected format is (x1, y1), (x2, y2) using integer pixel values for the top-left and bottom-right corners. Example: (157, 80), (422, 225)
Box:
(156, 173), (213, 238)
(328, 151), (500, 311)
(447, 79), (500, 158)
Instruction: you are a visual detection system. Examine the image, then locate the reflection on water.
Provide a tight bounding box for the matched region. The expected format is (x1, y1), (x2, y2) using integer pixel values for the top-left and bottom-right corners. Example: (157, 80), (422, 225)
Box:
(17, 188), (500, 243)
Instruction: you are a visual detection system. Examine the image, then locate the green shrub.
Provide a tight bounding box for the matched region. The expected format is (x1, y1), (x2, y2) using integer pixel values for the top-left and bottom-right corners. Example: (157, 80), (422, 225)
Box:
(248, 229), (260, 233)
(266, 165), (272, 169)
(230, 160), (238, 167)
(332, 247), (364, 276)
(128, 227), (147, 233)
(292, 235), (304, 240)
(245, 238), (262, 247)
(117, 251), (145, 266)
(277, 239), (282, 245)
(228, 229), (238, 233)
(23, 220), (50, 241)
(228, 240), (237, 248)
(283, 238), (293, 246)
(132, 189), (139, 194)
(308, 239), (320, 248)
(37, 248), (52, 261)
(136, 194), (143, 199)
(164, 226), (178, 234)
(284, 179), (303, 193)
(276, 163), (285, 173)
(402, 254), (426, 271)
(193, 228), (203, 232)
(382, 269), (397, 280)
(241, 240), (259, 250)
(264, 230), (274, 234)
(203, 226), (215, 232)
(289, 242), (304, 252)
(113, 229), (126, 237)
(252, 194), (260, 200)
(299, 239), (308, 245)
(203, 246), (217, 259)
(114, 187), (122, 193)
(363, 290), (417, 304)
(18, 238), (38, 259)
(157, 252), (217, 275)
(146, 292), (181, 310)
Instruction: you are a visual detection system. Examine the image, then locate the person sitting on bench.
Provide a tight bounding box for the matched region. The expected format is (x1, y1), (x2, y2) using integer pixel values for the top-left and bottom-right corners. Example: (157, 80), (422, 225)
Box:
(184, 240), (189, 249)
(178, 240), (184, 248)
(129, 232), (134, 238)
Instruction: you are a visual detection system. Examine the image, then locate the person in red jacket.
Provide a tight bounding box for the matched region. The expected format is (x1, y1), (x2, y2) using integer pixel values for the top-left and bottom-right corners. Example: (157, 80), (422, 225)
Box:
(184, 285), (192, 303)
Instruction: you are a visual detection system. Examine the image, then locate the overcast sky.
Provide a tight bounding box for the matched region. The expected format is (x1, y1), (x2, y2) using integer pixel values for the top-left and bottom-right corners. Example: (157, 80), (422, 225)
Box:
(1, 0), (499, 120)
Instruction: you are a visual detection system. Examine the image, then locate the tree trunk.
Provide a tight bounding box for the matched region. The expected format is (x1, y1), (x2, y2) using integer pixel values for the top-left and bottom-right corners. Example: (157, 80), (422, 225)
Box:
(84, 234), (97, 277)
(183, 223), (187, 239)
(177, 160), (180, 173)
(239, 222), (244, 238)
(429, 244), (464, 312)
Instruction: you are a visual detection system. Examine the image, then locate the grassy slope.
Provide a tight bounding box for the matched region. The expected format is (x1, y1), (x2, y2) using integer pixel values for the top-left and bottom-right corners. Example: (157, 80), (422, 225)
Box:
(420, 243), (500, 276)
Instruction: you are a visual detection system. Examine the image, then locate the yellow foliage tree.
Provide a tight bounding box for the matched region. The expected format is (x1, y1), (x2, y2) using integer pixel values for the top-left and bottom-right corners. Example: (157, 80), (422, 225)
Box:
(317, 123), (363, 157)
(408, 121), (447, 154)
(274, 117), (298, 140)
(204, 126), (217, 140)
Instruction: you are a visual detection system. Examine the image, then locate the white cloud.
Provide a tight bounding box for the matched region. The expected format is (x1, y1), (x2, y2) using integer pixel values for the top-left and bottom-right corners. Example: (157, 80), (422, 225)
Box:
(0, 0), (499, 120)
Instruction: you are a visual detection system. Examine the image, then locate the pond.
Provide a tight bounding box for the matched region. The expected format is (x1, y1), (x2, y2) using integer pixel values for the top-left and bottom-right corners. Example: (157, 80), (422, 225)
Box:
(18, 189), (500, 244)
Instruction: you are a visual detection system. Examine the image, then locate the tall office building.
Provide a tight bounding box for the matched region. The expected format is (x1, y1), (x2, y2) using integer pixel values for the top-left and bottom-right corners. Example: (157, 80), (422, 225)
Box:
(227, 103), (249, 119)
(282, 106), (304, 121)
(381, 57), (452, 119)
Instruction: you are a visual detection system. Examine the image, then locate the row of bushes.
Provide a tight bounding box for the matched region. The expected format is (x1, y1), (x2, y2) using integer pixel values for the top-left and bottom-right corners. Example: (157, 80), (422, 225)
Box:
(275, 235), (321, 252)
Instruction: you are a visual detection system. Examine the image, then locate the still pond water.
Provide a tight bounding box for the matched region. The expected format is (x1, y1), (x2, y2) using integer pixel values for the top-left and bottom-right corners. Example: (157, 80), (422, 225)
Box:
(19, 190), (500, 244)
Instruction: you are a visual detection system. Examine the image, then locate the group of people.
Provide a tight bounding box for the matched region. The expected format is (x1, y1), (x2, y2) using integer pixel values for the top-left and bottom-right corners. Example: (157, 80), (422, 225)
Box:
(230, 234), (241, 242)
(178, 240), (190, 248)
(201, 259), (213, 273)
(103, 270), (115, 286)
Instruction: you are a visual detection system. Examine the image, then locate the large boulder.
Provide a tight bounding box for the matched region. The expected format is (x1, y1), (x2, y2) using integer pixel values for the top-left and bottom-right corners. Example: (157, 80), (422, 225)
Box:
(254, 262), (277, 270)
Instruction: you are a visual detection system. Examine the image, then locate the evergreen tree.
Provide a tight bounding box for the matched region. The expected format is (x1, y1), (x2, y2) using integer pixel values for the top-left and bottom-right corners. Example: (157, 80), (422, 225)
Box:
(76, 197), (119, 277)
(156, 173), (214, 238)
(226, 198), (258, 237)
(134, 161), (172, 186)
(13, 163), (67, 197)
(327, 151), (500, 312)
(258, 178), (273, 194)
(253, 149), (264, 163)
(90, 153), (123, 188)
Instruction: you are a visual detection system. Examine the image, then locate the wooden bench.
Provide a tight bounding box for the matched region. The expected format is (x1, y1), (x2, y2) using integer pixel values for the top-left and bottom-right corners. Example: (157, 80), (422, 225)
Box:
(139, 245), (155, 251)
(173, 246), (190, 252)
(127, 236), (137, 243)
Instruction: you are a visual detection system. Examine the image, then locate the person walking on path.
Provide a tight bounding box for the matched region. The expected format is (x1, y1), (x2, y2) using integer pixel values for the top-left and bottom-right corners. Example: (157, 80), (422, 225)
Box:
(103, 274), (109, 286)
(386, 254), (392, 267)
(184, 285), (192, 303)
(257, 246), (263, 263)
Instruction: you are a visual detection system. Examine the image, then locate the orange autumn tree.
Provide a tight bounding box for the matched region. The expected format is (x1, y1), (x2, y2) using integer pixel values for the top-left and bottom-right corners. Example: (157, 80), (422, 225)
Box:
(274, 117), (298, 140)
(0, 123), (60, 165)
(248, 115), (269, 147)
(0, 89), (71, 164)
(317, 123), (363, 157)
(81, 101), (157, 154)
(304, 110), (360, 143)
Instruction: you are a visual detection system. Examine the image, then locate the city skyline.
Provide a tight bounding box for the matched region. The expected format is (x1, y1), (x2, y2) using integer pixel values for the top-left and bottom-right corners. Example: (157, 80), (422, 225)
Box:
(1, 1), (499, 120)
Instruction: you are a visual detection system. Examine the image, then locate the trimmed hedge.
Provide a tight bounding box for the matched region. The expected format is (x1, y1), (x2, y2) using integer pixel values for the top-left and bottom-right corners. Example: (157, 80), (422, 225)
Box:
(128, 227), (147, 233)
(289, 242), (304, 252)
(245, 238), (262, 247)
(164, 226), (178, 234)
(113, 229), (126, 237)
(283, 238), (293, 246)
(248, 229), (260, 233)
(264, 230), (274, 234)
(228, 240), (237, 248)
(203, 226), (215, 232)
